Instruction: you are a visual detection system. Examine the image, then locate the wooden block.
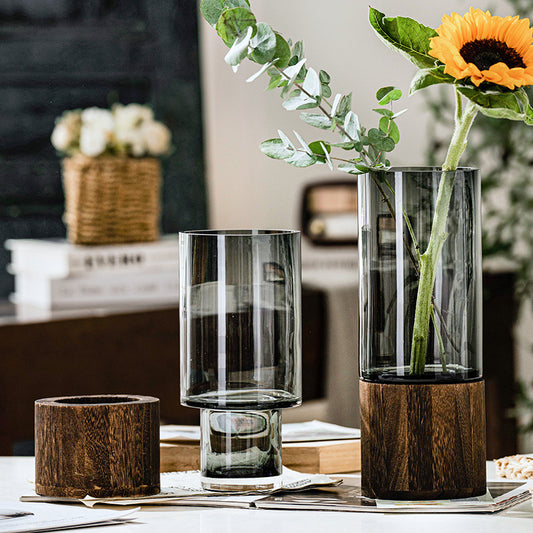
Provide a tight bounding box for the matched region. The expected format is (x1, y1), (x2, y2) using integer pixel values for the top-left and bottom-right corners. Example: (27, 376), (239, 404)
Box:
(160, 442), (200, 472)
(160, 439), (360, 474)
(360, 379), (486, 500)
(35, 395), (160, 498)
(282, 440), (361, 474)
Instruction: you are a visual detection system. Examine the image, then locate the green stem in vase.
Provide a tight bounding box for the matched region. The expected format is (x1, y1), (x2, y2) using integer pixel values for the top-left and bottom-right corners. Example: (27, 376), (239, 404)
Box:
(409, 93), (478, 375)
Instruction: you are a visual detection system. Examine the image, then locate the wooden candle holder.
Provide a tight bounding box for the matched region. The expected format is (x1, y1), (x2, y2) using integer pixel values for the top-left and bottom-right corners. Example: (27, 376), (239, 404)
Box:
(360, 379), (486, 500)
(35, 395), (160, 498)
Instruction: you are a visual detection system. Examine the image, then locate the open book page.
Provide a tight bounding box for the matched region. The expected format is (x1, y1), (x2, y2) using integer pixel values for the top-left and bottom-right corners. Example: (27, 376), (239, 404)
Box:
(0, 501), (137, 533)
(255, 481), (531, 514)
(20, 468), (338, 509)
(160, 420), (360, 444)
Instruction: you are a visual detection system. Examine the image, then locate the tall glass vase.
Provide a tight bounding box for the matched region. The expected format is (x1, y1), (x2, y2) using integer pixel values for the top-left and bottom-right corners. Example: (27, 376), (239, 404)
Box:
(180, 230), (301, 491)
(358, 167), (486, 499)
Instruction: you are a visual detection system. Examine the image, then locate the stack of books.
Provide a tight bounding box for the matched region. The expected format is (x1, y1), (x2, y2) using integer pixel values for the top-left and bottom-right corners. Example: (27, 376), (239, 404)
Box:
(6, 236), (179, 309)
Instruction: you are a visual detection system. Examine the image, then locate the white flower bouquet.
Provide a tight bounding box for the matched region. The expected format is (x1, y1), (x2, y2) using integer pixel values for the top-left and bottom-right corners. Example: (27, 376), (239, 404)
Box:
(51, 104), (172, 158)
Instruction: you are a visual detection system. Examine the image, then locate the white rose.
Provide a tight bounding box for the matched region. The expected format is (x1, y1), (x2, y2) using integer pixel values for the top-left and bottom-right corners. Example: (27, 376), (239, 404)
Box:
(79, 126), (108, 157)
(142, 121), (171, 155)
(51, 122), (74, 152)
(113, 104), (153, 142)
(81, 108), (114, 133)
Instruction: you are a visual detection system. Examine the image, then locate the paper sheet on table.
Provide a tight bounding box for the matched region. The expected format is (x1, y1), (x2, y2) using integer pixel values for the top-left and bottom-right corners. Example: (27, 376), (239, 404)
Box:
(160, 420), (360, 443)
(20, 468), (339, 509)
(0, 501), (137, 533)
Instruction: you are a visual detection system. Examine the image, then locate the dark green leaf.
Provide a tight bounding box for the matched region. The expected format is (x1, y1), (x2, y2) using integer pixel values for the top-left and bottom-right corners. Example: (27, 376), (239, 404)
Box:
(369, 7), (438, 69)
(377, 86), (402, 105)
(368, 128), (395, 151)
(250, 23), (277, 64)
(389, 121), (400, 143)
(458, 87), (524, 121)
(200, 0), (250, 27)
(216, 7), (256, 47)
(319, 70), (331, 84)
(409, 66), (456, 94)
(273, 33), (291, 68)
(309, 141), (331, 154)
(373, 108), (394, 117)
(322, 85), (332, 98)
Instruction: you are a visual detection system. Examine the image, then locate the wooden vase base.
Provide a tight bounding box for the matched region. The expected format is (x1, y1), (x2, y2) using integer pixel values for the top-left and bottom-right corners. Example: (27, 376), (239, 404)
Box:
(35, 395), (160, 498)
(360, 379), (486, 500)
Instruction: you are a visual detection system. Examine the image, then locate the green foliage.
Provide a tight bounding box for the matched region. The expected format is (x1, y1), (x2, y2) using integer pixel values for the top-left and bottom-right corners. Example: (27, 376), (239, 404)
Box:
(199, 0), (406, 176)
(368, 7), (438, 69)
(409, 67), (456, 94)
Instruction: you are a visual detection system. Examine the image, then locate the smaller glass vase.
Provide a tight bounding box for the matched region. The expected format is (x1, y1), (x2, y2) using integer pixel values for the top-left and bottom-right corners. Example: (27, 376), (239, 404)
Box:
(179, 230), (301, 491)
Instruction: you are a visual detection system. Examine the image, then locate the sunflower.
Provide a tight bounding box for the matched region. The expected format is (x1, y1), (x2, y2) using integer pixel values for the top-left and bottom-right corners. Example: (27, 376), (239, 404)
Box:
(429, 8), (533, 90)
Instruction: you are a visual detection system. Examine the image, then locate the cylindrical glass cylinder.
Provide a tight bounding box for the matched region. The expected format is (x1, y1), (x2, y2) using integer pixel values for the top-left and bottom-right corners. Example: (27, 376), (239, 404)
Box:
(179, 229), (301, 489)
(358, 168), (482, 382)
(200, 409), (282, 491)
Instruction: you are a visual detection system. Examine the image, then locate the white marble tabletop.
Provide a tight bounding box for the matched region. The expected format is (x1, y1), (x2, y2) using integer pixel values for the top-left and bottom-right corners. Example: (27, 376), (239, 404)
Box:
(1, 457), (532, 533)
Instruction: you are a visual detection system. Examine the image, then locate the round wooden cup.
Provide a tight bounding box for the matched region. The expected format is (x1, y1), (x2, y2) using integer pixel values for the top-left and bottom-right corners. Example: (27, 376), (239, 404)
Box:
(35, 395), (160, 498)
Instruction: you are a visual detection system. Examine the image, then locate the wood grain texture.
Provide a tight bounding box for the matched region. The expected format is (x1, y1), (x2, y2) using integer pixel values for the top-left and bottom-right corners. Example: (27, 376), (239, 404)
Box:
(360, 380), (486, 500)
(35, 395), (160, 498)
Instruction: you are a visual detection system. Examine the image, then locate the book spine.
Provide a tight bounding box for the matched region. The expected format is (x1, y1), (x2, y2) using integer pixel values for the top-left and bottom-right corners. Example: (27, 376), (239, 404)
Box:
(10, 245), (179, 278)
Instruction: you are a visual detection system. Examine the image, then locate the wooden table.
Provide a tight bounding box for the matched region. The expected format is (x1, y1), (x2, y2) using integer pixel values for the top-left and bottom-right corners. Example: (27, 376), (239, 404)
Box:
(1, 457), (532, 532)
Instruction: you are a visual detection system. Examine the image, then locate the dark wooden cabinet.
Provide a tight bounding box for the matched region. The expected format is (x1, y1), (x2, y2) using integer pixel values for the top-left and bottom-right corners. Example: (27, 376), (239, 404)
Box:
(0, 286), (326, 455)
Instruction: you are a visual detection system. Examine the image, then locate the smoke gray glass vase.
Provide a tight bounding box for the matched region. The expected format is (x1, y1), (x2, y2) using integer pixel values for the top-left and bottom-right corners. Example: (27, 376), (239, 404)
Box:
(180, 229), (301, 491)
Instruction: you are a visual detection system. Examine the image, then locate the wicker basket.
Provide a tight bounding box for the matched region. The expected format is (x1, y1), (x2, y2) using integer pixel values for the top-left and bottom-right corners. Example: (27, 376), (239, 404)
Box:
(62, 155), (161, 245)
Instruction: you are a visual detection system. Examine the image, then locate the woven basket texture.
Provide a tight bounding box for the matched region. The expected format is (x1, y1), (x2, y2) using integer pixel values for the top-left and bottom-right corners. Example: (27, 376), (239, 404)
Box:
(62, 155), (161, 245)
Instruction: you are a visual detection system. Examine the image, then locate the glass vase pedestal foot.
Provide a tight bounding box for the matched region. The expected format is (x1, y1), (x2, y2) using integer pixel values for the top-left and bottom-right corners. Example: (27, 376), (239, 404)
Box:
(360, 379), (486, 500)
(200, 409), (282, 492)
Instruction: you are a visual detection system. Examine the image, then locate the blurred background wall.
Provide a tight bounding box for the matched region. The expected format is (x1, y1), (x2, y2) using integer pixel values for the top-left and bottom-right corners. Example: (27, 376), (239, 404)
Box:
(0, 0), (207, 297)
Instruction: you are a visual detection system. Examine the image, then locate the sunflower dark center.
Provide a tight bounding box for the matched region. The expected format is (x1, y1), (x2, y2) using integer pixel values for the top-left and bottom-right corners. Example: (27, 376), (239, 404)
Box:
(460, 38), (525, 70)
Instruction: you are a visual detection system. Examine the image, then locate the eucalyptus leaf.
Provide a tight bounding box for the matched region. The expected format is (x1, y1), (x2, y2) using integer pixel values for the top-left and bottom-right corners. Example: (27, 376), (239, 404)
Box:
(224, 26), (253, 67)
(389, 121), (400, 143)
(260, 138), (294, 160)
(379, 116), (390, 134)
(319, 142), (334, 170)
(331, 93), (342, 117)
(283, 92), (316, 111)
(250, 22), (277, 64)
(377, 86), (402, 105)
(322, 85), (332, 98)
(300, 113), (332, 129)
(409, 67), (456, 94)
(369, 7), (438, 69)
(338, 162), (366, 174)
(216, 7), (256, 47)
(273, 33), (291, 68)
(286, 150), (318, 167)
(282, 58), (307, 87)
(277, 129), (294, 149)
(266, 74), (283, 90)
(200, 0), (250, 27)
(246, 59), (275, 82)
(293, 130), (311, 153)
(343, 111), (360, 142)
(292, 41), (304, 61)
(319, 70), (331, 84)
(373, 108), (394, 117)
(302, 68), (322, 99)
(368, 128), (395, 151)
